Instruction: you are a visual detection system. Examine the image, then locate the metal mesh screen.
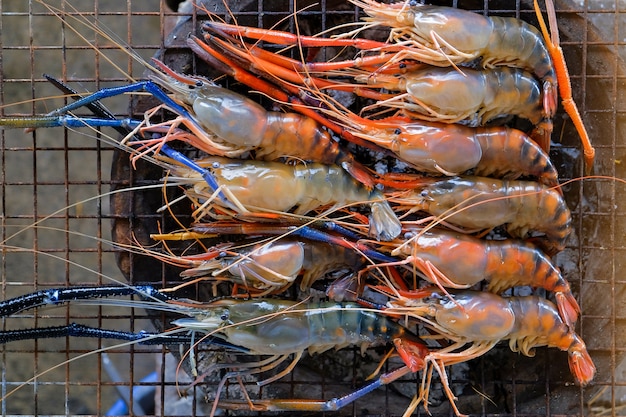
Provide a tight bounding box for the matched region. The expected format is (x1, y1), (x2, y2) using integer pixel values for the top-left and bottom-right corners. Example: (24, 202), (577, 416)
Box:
(0, 0), (624, 416)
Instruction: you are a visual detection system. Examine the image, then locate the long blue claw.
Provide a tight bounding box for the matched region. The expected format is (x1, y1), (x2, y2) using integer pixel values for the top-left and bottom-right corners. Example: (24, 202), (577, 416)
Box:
(0, 284), (253, 352)
(46, 80), (206, 136)
(0, 322), (251, 352)
(0, 284), (168, 317)
(2, 77), (224, 199)
(313, 222), (363, 241)
(0, 116), (142, 130)
(158, 144), (229, 204)
(217, 366), (412, 412)
(293, 226), (398, 263)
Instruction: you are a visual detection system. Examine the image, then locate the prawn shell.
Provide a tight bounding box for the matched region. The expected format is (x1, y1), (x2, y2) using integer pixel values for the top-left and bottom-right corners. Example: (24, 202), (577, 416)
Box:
(434, 291), (515, 340)
(218, 300), (414, 355)
(402, 231), (488, 286)
(401, 67), (543, 125)
(207, 160), (305, 211)
(223, 299), (312, 354)
(226, 241), (305, 287)
(413, 176), (571, 252)
(403, 67), (491, 121)
(406, 5), (492, 51)
(191, 85), (268, 147)
(384, 123), (483, 173)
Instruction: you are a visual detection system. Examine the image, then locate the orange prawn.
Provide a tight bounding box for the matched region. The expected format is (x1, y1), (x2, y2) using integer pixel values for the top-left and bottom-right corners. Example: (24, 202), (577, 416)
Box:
(197, 29), (554, 152)
(348, 66), (552, 149)
(206, 4), (557, 116)
(318, 109), (559, 186)
(343, 0), (557, 110)
(383, 288), (595, 388)
(388, 228), (579, 328)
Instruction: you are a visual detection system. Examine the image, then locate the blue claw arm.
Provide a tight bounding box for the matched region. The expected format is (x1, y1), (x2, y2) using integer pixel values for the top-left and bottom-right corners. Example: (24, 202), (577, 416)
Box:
(158, 144), (228, 203)
(0, 116), (142, 130)
(0, 284), (250, 352)
(216, 366), (413, 412)
(0, 285), (168, 317)
(45, 80), (207, 136)
(292, 226), (398, 263)
(0, 323), (250, 352)
(38, 76), (227, 200)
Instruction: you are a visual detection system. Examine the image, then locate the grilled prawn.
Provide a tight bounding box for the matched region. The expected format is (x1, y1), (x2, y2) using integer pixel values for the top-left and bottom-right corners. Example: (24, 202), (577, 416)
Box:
(384, 288), (595, 387)
(390, 229), (579, 327)
(145, 60), (373, 186)
(168, 157), (402, 241)
(161, 238), (365, 295)
(389, 175), (571, 254)
(175, 298), (430, 413)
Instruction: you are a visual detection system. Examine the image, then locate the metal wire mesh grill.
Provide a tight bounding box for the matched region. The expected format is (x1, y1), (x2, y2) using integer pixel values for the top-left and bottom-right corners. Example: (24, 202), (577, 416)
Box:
(0, 0), (624, 416)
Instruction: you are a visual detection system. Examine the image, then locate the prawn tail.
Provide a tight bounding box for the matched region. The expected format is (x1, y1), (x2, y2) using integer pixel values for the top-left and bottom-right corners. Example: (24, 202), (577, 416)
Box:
(567, 335), (596, 386)
(543, 80), (559, 119)
(526, 236), (565, 258)
(554, 291), (580, 329)
(368, 200), (402, 241)
(529, 118), (553, 153)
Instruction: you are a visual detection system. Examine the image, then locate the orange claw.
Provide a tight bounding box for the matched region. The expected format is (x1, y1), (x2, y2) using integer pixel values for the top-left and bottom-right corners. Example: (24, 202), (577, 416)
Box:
(534, 0), (595, 174)
(393, 338), (429, 372)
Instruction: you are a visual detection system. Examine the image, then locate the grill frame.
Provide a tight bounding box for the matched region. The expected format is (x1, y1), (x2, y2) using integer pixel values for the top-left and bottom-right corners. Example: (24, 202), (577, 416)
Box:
(0, 0), (624, 416)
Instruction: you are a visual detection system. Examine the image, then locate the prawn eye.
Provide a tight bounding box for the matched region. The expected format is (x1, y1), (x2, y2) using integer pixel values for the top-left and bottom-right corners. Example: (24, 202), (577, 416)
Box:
(212, 161), (220, 169)
(425, 292), (444, 303)
(394, 128), (401, 135)
(220, 311), (229, 321)
(439, 181), (456, 190)
(420, 190), (429, 197)
(195, 80), (203, 87)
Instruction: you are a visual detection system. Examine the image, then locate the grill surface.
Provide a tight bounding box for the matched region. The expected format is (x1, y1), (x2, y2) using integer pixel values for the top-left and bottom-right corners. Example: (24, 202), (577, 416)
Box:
(1, 0), (625, 416)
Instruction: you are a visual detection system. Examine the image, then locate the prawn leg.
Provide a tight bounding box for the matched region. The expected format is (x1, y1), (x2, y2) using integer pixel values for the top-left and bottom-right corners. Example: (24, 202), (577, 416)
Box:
(534, 0), (595, 173)
(0, 114), (224, 201)
(204, 22), (418, 73)
(204, 21), (392, 50)
(200, 32), (415, 107)
(188, 221), (398, 263)
(188, 219), (364, 241)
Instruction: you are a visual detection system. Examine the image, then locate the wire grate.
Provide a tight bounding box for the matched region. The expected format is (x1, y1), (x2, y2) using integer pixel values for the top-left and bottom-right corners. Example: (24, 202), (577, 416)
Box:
(0, 0), (625, 416)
